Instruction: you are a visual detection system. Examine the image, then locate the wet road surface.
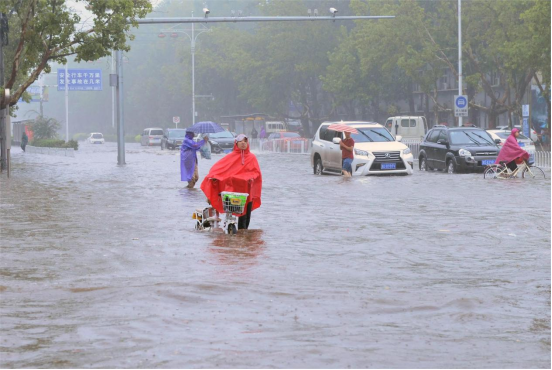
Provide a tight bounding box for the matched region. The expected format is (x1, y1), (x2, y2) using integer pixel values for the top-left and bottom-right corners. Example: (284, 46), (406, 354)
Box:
(1, 142), (550, 368)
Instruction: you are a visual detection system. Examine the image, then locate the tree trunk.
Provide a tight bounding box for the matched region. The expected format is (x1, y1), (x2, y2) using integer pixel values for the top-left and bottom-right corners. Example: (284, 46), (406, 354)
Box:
(408, 81), (415, 116)
(488, 109), (498, 129)
(425, 93), (431, 126)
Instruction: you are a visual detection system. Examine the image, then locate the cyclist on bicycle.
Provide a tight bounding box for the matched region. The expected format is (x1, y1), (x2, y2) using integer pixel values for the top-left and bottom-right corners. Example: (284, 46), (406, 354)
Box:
(495, 128), (530, 171)
(200, 134), (262, 230)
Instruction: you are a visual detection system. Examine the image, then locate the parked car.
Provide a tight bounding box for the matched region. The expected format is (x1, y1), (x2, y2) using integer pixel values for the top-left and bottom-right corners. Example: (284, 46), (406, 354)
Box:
(262, 132), (309, 152)
(88, 132), (104, 144)
(418, 126), (499, 173)
(384, 116), (428, 140)
(161, 128), (187, 150)
(487, 129), (536, 163)
(311, 122), (414, 176)
(495, 125), (538, 142)
(205, 130), (235, 153)
(140, 127), (164, 146)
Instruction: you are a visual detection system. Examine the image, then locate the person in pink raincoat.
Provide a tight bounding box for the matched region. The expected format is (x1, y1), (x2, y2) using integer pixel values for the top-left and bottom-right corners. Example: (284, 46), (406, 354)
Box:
(495, 128), (530, 171)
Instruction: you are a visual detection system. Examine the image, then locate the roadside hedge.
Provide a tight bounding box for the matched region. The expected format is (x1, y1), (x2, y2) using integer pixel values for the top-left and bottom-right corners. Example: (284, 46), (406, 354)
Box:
(32, 139), (79, 150)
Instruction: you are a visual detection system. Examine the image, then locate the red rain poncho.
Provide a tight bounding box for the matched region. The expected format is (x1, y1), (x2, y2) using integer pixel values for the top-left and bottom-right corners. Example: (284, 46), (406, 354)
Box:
(495, 128), (529, 164)
(200, 141), (262, 216)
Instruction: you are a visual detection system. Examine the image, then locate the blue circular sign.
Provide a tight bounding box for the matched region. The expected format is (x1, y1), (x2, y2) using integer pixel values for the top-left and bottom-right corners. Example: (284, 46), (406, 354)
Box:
(456, 96), (467, 108)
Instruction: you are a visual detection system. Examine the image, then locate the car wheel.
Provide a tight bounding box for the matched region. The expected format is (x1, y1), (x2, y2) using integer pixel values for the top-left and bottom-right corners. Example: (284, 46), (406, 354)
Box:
(314, 157), (323, 175)
(447, 159), (456, 174)
(419, 156), (428, 171)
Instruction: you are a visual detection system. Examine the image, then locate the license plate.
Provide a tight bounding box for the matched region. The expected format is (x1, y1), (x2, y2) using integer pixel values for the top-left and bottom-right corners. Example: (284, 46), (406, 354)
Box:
(381, 163), (396, 170)
(481, 159), (495, 166)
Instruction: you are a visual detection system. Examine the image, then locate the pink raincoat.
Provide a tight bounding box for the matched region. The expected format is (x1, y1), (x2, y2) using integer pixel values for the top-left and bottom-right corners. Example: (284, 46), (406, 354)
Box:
(495, 128), (529, 164)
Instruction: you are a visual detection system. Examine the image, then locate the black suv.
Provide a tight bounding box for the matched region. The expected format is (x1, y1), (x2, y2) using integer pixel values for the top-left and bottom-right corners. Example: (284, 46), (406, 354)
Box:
(161, 128), (187, 150)
(419, 126), (500, 173)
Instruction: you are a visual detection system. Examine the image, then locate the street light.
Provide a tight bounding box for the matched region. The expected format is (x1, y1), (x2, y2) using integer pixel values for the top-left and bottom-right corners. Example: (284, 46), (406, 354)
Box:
(162, 10), (211, 125)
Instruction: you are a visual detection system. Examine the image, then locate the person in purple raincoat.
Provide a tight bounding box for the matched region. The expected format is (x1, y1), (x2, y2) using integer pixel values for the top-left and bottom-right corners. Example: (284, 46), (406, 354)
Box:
(181, 129), (208, 188)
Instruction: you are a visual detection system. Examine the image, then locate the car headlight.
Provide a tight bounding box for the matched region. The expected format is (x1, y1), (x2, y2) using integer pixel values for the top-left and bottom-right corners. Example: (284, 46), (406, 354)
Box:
(402, 148), (411, 155)
(354, 148), (370, 157)
(458, 148), (471, 157)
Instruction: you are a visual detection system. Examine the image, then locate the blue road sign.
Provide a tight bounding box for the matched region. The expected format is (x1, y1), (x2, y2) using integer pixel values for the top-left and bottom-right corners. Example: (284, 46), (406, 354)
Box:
(454, 95), (468, 117)
(455, 96), (467, 109)
(58, 69), (102, 91)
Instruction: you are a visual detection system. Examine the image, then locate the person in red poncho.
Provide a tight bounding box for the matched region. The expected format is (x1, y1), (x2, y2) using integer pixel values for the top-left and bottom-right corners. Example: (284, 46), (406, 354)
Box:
(201, 134), (262, 230)
(495, 128), (530, 171)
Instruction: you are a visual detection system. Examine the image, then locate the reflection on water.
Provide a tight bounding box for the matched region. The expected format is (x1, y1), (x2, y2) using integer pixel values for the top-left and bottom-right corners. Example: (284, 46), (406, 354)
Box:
(0, 143), (550, 368)
(208, 229), (265, 267)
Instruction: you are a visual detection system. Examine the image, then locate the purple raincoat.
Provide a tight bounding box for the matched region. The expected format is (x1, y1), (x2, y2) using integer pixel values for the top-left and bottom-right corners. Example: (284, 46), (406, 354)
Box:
(181, 137), (206, 181)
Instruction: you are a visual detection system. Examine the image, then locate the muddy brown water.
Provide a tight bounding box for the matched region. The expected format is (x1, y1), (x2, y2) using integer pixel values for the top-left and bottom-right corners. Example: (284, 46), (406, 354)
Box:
(1, 143), (550, 368)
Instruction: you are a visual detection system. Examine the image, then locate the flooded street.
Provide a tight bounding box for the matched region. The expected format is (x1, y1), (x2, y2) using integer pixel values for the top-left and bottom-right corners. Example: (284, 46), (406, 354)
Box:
(1, 142), (550, 368)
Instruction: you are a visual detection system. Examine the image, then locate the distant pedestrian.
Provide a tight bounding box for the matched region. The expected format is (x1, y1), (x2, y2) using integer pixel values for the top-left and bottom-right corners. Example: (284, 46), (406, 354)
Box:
(181, 129), (208, 188)
(340, 131), (355, 177)
(251, 127), (258, 139)
(259, 126), (267, 139)
(21, 132), (28, 152)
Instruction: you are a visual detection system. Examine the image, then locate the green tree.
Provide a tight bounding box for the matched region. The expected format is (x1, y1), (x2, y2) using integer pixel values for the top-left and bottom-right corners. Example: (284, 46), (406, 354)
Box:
(30, 114), (60, 139)
(0, 0), (152, 112)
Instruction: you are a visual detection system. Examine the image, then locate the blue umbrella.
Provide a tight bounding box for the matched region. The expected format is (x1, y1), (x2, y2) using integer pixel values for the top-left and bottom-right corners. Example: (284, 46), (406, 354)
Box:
(188, 121), (225, 134)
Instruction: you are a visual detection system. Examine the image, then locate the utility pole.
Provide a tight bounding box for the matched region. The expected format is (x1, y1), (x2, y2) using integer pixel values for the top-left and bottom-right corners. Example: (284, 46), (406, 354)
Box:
(457, 0), (463, 127)
(0, 12), (8, 174)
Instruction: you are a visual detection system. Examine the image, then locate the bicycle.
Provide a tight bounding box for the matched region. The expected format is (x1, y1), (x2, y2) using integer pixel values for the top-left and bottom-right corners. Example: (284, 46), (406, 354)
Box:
(483, 159), (546, 180)
(193, 191), (249, 235)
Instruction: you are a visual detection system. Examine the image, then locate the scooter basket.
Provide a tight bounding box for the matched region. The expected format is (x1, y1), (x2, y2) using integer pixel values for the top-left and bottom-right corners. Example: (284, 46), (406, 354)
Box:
(220, 192), (248, 214)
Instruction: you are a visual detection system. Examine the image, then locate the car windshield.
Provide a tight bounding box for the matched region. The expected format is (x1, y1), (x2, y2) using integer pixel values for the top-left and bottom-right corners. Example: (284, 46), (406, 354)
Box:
(92, 134), (103, 139)
(168, 130), (187, 138)
(209, 131), (234, 139)
(150, 130), (164, 136)
(450, 130), (493, 145)
(351, 127), (394, 143)
(283, 132), (300, 138)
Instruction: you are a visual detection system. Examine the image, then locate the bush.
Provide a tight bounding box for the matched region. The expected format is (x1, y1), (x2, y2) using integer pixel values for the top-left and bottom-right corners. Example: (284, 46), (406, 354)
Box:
(72, 133), (89, 141)
(32, 139), (79, 150)
(134, 134), (141, 142)
(103, 133), (139, 143)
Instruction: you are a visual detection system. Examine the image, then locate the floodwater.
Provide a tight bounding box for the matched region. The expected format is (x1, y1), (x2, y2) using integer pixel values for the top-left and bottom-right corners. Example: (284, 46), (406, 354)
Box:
(1, 142), (550, 368)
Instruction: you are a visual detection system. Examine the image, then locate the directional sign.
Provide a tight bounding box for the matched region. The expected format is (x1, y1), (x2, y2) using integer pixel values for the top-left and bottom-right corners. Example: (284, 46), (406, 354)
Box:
(58, 69), (102, 91)
(454, 95), (468, 117)
(522, 104), (529, 117)
(522, 118), (530, 137)
(173, 116), (180, 124)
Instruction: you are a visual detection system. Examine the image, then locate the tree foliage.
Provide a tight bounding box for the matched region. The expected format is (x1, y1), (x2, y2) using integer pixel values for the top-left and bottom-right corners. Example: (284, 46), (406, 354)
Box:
(0, 0), (152, 110)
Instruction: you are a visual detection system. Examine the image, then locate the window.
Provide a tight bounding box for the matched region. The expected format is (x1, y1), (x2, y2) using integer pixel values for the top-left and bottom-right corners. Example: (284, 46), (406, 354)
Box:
(319, 126), (328, 140)
(351, 128), (395, 143)
(143, 129), (148, 136)
(491, 71), (500, 86)
(92, 133), (103, 139)
(385, 120), (392, 130)
(410, 119), (417, 127)
(427, 130), (440, 143)
(437, 131), (448, 143)
(151, 129), (164, 136)
(401, 119), (410, 128)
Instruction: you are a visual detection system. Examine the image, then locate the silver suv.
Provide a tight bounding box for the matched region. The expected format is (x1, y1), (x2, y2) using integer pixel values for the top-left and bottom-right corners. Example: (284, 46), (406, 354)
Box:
(310, 121), (414, 176)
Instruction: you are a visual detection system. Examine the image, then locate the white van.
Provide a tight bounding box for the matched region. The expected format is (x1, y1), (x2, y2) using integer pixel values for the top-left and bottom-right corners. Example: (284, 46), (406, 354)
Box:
(265, 121), (286, 133)
(385, 116), (428, 141)
(140, 127), (164, 146)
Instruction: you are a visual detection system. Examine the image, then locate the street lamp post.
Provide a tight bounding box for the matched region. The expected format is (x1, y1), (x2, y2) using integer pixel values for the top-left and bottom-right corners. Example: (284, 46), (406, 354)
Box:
(162, 11), (211, 126)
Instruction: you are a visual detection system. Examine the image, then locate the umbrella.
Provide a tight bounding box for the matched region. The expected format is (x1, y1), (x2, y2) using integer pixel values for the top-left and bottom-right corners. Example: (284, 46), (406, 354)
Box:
(188, 121), (225, 134)
(327, 123), (359, 134)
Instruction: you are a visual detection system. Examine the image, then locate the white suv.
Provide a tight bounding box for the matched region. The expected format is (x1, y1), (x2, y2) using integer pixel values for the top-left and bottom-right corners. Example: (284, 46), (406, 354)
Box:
(88, 132), (105, 144)
(310, 122), (414, 176)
